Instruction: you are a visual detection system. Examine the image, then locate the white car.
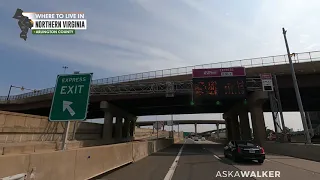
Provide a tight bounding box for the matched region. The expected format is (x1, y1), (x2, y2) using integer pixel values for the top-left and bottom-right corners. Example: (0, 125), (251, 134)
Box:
(201, 137), (206, 141)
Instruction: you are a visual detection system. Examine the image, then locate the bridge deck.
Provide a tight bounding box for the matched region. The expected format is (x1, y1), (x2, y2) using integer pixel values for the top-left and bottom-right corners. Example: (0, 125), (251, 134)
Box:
(136, 120), (225, 126)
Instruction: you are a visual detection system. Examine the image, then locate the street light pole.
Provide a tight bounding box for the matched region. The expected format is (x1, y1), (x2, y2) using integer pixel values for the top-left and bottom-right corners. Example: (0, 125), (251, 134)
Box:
(282, 28), (312, 144)
(6, 85), (13, 101)
(6, 85), (38, 102)
(63, 66), (68, 74)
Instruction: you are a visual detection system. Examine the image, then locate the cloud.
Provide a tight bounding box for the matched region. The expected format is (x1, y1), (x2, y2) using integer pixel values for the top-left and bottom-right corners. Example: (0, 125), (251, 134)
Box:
(1, 0), (320, 132)
(305, 44), (320, 51)
(3, 0), (320, 76)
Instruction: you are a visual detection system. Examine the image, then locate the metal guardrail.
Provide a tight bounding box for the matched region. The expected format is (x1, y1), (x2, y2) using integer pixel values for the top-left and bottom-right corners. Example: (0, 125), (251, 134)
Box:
(1, 50), (320, 102)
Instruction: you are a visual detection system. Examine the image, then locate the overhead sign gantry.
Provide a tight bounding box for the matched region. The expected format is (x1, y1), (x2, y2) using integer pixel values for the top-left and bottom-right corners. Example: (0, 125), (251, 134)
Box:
(191, 67), (247, 104)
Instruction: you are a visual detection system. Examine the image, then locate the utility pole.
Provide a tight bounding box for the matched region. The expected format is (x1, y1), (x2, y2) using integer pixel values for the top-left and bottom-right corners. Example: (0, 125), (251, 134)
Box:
(282, 28), (312, 144)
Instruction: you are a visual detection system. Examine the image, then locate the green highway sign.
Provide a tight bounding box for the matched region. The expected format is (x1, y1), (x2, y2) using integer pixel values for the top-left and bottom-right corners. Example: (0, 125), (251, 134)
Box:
(49, 73), (92, 121)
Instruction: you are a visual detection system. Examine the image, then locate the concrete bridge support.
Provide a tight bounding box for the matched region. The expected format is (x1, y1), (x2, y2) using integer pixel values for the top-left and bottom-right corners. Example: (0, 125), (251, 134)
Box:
(230, 114), (241, 140)
(194, 123), (198, 136)
(123, 117), (130, 138)
(248, 91), (268, 145)
(216, 123), (220, 139)
(239, 111), (251, 140)
(223, 113), (241, 141)
(224, 115), (233, 141)
(224, 91), (267, 143)
(102, 110), (113, 142)
(129, 116), (137, 138)
(100, 101), (137, 143)
(115, 116), (123, 139)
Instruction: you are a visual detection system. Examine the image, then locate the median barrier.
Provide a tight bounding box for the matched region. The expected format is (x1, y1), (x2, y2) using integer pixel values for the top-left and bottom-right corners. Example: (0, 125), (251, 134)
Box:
(0, 138), (174, 180)
(207, 137), (227, 144)
(263, 141), (320, 162)
(75, 142), (133, 180)
(132, 141), (149, 161)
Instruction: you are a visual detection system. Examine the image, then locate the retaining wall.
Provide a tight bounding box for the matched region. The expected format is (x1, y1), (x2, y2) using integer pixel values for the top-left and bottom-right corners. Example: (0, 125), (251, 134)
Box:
(0, 111), (102, 143)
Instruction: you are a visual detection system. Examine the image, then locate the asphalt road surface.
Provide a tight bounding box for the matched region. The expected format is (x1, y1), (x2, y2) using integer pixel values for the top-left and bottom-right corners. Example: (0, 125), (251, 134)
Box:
(93, 138), (320, 180)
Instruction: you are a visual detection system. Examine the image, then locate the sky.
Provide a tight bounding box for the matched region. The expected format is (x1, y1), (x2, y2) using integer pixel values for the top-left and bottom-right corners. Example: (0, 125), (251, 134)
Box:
(1, 0), (320, 132)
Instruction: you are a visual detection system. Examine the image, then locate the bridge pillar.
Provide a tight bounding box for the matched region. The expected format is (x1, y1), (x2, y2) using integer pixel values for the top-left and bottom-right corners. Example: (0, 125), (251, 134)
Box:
(115, 116), (123, 139)
(195, 123), (197, 135)
(123, 117), (130, 138)
(129, 116), (137, 138)
(100, 101), (114, 142)
(248, 91), (268, 146)
(216, 123), (220, 139)
(100, 101), (136, 142)
(230, 114), (241, 140)
(239, 111), (251, 140)
(225, 118), (233, 141)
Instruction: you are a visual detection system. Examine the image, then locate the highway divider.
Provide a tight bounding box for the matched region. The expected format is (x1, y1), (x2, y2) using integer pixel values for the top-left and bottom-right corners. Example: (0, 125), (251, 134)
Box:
(263, 141), (320, 162)
(0, 138), (174, 180)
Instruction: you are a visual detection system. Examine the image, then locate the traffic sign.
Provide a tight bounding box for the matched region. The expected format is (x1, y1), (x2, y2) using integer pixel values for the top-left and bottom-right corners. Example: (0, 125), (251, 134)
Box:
(49, 73), (92, 121)
(167, 120), (174, 126)
(260, 73), (274, 91)
(153, 121), (164, 130)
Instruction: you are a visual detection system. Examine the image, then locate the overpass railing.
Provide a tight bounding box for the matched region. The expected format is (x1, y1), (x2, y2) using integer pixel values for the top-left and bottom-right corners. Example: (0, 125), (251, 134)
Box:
(90, 78), (262, 95)
(1, 50), (319, 102)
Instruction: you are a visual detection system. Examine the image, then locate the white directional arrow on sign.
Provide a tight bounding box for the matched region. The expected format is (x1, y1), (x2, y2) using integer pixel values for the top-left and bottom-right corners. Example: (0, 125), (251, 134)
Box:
(63, 101), (75, 116)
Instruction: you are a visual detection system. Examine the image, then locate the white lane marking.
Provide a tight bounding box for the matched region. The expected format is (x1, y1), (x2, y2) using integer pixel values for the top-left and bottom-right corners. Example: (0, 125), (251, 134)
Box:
(265, 159), (270, 161)
(163, 140), (185, 180)
(213, 154), (221, 160)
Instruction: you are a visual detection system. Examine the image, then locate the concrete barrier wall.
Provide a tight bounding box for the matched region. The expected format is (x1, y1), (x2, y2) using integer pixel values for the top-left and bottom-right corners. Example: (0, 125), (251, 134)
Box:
(173, 132), (183, 143)
(263, 142), (320, 162)
(207, 137), (227, 144)
(0, 139), (174, 180)
(132, 141), (149, 161)
(0, 111), (102, 143)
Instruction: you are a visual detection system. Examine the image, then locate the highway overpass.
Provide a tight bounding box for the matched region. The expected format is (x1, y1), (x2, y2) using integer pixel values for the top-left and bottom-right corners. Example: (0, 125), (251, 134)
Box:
(198, 128), (227, 135)
(136, 120), (225, 126)
(1, 51), (320, 118)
